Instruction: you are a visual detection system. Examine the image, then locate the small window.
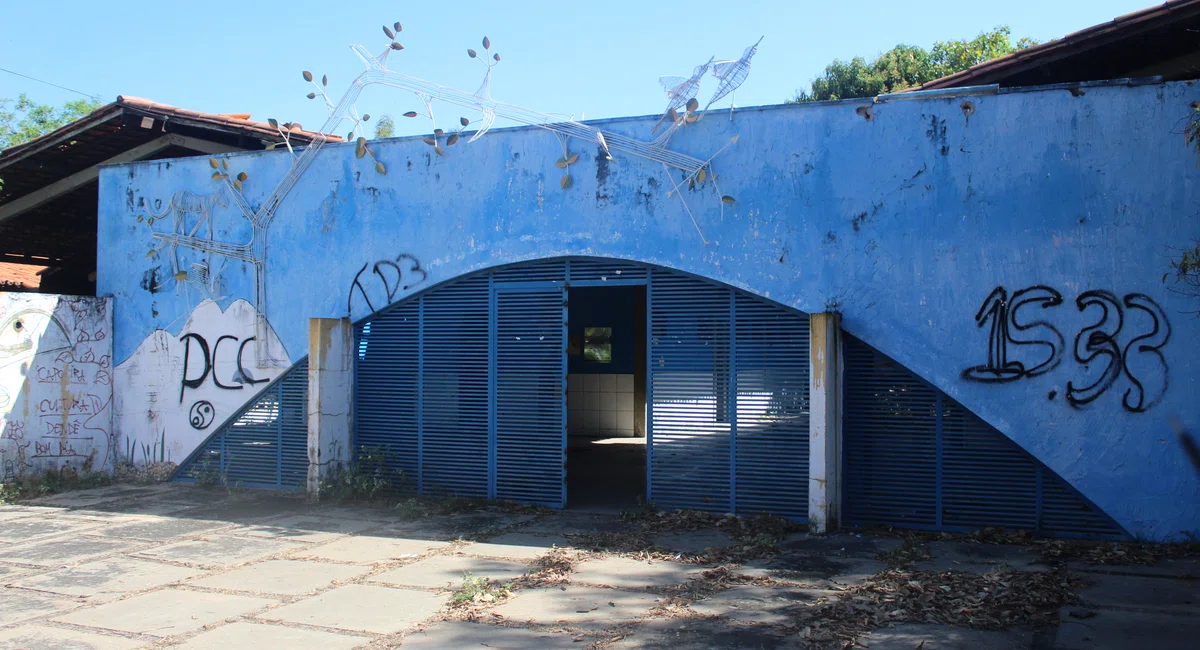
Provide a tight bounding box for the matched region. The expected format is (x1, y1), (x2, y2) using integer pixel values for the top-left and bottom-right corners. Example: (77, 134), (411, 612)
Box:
(583, 327), (612, 363)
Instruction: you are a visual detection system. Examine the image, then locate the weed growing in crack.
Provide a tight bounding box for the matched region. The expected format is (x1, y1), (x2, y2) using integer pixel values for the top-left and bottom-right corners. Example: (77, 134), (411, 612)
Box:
(450, 572), (511, 607)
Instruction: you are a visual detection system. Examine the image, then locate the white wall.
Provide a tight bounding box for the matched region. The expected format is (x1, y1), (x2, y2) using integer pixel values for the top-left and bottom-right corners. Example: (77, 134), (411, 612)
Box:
(0, 293), (113, 477)
(114, 299), (289, 466)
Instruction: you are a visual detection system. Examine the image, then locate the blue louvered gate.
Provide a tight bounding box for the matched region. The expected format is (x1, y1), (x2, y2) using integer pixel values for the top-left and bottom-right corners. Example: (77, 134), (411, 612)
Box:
(494, 286), (566, 506)
(842, 334), (1126, 538)
(354, 258), (810, 517)
(646, 269), (810, 518)
(175, 358), (309, 490)
(421, 276), (491, 497)
(648, 270), (732, 512)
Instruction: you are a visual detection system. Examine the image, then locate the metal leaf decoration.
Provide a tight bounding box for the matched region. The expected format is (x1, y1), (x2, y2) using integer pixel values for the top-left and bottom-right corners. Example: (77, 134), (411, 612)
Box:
(467, 49), (477, 58)
(560, 174), (573, 189)
(208, 158), (218, 169)
(391, 42), (404, 50)
(721, 195), (736, 203)
(237, 172), (248, 182)
(404, 111), (419, 118)
(383, 25), (395, 39)
(302, 70), (313, 82)
(322, 74), (328, 86)
(447, 133), (459, 146)
(460, 117), (470, 126)
(482, 36), (490, 49)
(394, 22), (402, 32)
(375, 161), (386, 175)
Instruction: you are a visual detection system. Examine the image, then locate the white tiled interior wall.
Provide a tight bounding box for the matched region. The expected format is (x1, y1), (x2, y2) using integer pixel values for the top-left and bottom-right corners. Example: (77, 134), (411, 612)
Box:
(567, 373), (635, 437)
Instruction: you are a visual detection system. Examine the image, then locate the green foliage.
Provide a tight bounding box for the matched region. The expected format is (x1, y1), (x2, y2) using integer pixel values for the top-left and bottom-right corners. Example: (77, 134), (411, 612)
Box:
(374, 114), (395, 139)
(1165, 102), (1200, 302)
(319, 445), (404, 501)
(450, 572), (510, 606)
(791, 27), (1038, 102)
(0, 464), (114, 503)
(0, 93), (103, 150)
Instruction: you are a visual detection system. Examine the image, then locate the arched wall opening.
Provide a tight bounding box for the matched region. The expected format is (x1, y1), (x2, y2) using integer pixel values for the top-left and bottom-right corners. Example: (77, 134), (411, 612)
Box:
(352, 256), (812, 517)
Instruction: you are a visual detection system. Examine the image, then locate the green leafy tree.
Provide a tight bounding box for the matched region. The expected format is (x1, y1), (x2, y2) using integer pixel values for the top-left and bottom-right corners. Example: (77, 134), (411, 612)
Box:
(0, 93), (103, 151)
(373, 114), (395, 139)
(791, 27), (1038, 102)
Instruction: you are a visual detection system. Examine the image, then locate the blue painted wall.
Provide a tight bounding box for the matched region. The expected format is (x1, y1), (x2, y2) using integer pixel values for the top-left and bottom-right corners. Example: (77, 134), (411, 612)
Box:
(568, 286), (639, 375)
(99, 80), (1200, 539)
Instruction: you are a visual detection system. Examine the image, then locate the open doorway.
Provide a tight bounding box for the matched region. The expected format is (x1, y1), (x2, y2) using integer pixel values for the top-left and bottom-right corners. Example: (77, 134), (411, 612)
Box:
(565, 284), (646, 509)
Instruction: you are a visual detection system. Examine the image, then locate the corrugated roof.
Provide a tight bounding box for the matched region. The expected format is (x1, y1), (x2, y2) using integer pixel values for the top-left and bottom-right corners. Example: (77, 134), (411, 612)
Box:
(919, 0), (1200, 90)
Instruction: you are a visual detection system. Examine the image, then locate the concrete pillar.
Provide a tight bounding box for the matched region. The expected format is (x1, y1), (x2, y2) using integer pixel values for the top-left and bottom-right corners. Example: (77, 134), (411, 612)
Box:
(307, 317), (354, 500)
(808, 312), (842, 533)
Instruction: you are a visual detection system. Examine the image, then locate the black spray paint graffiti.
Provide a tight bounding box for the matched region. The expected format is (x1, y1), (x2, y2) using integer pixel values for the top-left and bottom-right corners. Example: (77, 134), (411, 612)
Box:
(962, 286), (1171, 413)
(178, 333), (268, 403)
(347, 254), (428, 313)
(188, 400), (216, 430)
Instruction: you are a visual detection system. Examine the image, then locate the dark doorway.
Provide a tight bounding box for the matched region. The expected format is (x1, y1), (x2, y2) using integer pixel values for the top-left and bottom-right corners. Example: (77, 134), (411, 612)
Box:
(565, 284), (647, 509)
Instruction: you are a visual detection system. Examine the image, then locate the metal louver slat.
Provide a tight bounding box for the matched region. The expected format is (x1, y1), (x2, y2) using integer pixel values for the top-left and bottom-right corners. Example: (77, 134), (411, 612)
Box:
(492, 260), (566, 284)
(494, 287), (566, 506)
(734, 294), (810, 519)
(842, 334), (1125, 539)
(354, 302), (419, 492)
(421, 276), (490, 497)
(174, 358), (309, 490)
(648, 270), (732, 513)
(568, 259), (649, 282)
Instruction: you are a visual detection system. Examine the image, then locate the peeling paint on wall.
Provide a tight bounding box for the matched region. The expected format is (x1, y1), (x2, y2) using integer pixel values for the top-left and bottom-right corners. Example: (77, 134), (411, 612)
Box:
(0, 293), (113, 478)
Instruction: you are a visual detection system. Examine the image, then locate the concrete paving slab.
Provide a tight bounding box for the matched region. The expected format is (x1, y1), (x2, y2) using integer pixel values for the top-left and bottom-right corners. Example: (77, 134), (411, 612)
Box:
(169, 621), (369, 649)
(653, 530), (734, 554)
(778, 533), (902, 559)
(609, 618), (802, 650)
(0, 509), (43, 522)
(294, 536), (450, 564)
(371, 555), (527, 590)
(53, 588), (275, 636)
(460, 533), (568, 560)
(1074, 573), (1199, 613)
(91, 517), (227, 541)
(27, 488), (147, 508)
(234, 514), (381, 542)
(85, 499), (202, 517)
(0, 624), (144, 650)
(0, 589), (78, 626)
(688, 584), (836, 623)
(135, 534), (300, 568)
(1068, 557), (1200, 580)
(857, 623), (1033, 649)
(0, 518), (99, 543)
(491, 585), (659, 630)
(178, 496), (311, 524)
(11, 557), (200, 598)
(260, 583), (443, 633)
(189, 559), (368, 595)
(383, 513), (534, 541)
(518, 513), (623, 535)
(738, 554), (888, 586)
(913, 541), (1047, 573)
(0, 535), (131, 567)
(0, 563), (31, 580)
(572, 556), (700, 589)
(400, 621), (581, 649)
(1056, 609), (1200, 650)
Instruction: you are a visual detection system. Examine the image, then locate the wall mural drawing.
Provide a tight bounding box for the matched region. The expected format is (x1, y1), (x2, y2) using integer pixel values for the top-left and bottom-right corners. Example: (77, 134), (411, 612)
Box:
(962, 285), (1171, 413)
(123, 19), (764, 467)
(0, 294), (114, 478)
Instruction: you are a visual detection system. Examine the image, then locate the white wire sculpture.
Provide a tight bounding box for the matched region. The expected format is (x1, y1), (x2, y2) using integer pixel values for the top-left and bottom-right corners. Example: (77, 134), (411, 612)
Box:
(706, 37), (763, 117)
(144, 24), (759, 364)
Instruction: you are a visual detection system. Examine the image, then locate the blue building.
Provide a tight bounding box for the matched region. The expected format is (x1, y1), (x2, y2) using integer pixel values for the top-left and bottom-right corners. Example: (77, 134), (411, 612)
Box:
(89, 31), (1200, 541)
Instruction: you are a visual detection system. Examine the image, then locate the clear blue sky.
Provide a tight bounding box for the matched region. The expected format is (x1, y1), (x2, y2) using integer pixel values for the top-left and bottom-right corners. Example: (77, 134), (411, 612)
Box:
(0, 0), (1155, 137)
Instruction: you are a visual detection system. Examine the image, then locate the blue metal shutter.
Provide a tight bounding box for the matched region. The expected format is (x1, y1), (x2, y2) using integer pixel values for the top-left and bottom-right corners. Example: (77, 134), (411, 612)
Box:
(842, 334), (1126, 539)
(493, 286), (566, 506)
(175, 358), (309, 490)
(420, 276), (491, 497)
(648, 269), (732, 512)
(733, 294), (810, 519)
(354, 302), (419, 490)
